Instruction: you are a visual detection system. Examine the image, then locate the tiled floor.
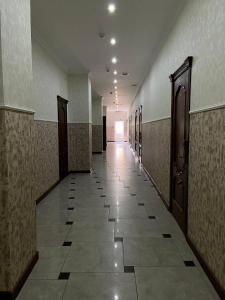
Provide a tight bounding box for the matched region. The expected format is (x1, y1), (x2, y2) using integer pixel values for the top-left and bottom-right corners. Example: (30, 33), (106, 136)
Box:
(17, 142), (219, 299)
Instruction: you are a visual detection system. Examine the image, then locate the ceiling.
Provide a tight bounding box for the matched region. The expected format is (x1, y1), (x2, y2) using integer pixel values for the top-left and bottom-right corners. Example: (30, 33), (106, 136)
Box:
(31, 0), (186, 111)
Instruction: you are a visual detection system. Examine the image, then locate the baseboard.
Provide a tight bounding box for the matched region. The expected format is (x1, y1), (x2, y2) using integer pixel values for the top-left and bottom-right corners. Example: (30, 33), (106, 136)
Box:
(143, 166), (170, 210)
(36, 180), (60, 205)
(187, 237), (225, 299)
(0, 251), (39, 299)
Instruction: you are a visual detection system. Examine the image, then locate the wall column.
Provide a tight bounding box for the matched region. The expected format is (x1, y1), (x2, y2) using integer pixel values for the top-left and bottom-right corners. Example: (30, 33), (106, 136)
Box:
(0, 0), (37, 298)
(92, 96), (103, 153)
(68, 74), (92, 172)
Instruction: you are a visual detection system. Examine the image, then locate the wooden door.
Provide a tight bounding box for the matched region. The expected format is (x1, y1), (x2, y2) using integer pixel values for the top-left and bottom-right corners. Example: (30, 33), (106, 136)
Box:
(135, 110), (138, 151)
(169, 57), (193, 234)
(103, 116), (107, 150)
(57, 96), (68, 180)
(138, 105), (143, 160)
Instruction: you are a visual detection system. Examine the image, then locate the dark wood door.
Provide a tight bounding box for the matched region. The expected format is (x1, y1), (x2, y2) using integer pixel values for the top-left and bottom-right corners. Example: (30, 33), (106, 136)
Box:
(103, 116), (107, 151)
(170, 57), (193, 234)
(138, 105), (142, 160)
(57, 96), (68, 180)
(135, 110), (138, 151)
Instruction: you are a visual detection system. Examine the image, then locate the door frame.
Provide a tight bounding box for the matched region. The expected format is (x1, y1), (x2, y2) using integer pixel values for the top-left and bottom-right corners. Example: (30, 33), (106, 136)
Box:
(57, 95), (69, 180)
(135, 109), (138, 151)
(138, 105), (143, 161)
(169, 56), (193, 235)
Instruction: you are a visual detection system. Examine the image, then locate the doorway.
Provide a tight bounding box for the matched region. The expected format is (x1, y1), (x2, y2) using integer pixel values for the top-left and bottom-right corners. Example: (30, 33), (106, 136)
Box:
(57, 96), (69, 180)
(103, 116), (107, 150)
(135, 109), (138, 151)
(169, 57), (193, 234)
(138, 105), (143, 161)
(115, 121), (125, 142)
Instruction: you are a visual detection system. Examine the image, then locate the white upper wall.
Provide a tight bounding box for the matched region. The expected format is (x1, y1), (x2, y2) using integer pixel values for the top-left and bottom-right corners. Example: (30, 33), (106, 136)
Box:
(133, 0), (225, 122)
(0, 0), (33, 110)
(32, 38), (68, 121)
(92, 96), (103, 125)
(68, 74), (92, 123)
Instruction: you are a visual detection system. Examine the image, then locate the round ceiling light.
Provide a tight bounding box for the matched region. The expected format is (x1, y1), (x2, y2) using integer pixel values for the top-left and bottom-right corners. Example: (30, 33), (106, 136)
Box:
(110, 38), (117, 46)
(108, 3), (116, 14)
(112, 57), (117, 64)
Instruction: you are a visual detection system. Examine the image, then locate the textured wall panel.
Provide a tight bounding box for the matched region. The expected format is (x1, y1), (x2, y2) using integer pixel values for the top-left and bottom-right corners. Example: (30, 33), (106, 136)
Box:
(33, 120), (59, 201)
(142, 118), (171, 205)
(0, 109), (36, 291)
(92, 125), (103, 153)
(188, 107), (225, 290)
(68, 123), (92, 171)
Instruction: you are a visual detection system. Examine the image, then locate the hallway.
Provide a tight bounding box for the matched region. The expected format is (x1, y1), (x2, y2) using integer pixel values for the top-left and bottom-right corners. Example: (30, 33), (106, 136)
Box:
(17, 143), (218, 300)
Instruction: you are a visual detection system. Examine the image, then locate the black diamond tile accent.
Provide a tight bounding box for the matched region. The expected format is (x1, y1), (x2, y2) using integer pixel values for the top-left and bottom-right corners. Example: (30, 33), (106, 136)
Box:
(148, 216), (156, 219)
(144, 179), (149, 182)
(58, 272), (70, 280)
(70, 189), (75, 191)
(69, 197), (75, 199)
(138, 203), (145, 206)
(96, 181), (101, 183)
(100, 195), (106, 197)
(131, 193), (136, 196)
(108, 218), (116, 222)
(163, 234), (172, 238)
(66, 221), (73, 225)
(124, 266), (135, 273)
(68, 207), (74, 210)
(71, 183), (76, 185)
(98, 187), (103, 190)
(114, 237), (123, 242)
(184, 260), (196, 267)
(63, 241), (72, 247)
(104, 204), (110, 208)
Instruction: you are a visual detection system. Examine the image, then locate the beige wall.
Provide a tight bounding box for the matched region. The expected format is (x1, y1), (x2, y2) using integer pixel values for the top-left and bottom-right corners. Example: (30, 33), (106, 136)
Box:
(132, 0), (225, 121)
(0, 0), (37, 294)
(107, 111), (128, 142)
(0, 0), (33, 110)
(32, 38), (68, 121)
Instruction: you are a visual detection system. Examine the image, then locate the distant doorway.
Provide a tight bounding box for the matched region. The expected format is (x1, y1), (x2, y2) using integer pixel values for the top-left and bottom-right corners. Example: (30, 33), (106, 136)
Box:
(115, 121), (125, 142)
(103, 116), (107, 150)
(138, 105), (143, 161)
(57, 96), (69, 180)
(169, 57), (193, 234)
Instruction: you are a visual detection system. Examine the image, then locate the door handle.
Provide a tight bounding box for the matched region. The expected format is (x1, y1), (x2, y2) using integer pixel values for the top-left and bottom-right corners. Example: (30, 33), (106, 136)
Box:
(177, 180), (183, 185)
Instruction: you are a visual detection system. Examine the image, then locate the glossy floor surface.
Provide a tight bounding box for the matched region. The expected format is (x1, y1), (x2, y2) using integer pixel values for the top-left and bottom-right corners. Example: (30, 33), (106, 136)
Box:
(17, 143), (219, 299)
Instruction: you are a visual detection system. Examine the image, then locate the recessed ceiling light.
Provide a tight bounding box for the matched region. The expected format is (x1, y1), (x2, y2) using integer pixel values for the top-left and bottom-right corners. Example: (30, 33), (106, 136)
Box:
(113, 70), (118, 75)
(108, 3), (116, 14)
(112, 57), (117, 64)
(114, 79), (118, 84)
(114, 86), (117, 89)
(110, 38), (117, 46)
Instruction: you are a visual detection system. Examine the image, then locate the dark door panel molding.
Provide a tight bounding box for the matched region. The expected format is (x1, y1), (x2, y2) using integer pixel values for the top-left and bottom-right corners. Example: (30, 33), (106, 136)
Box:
(57, 95), (69, 180)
